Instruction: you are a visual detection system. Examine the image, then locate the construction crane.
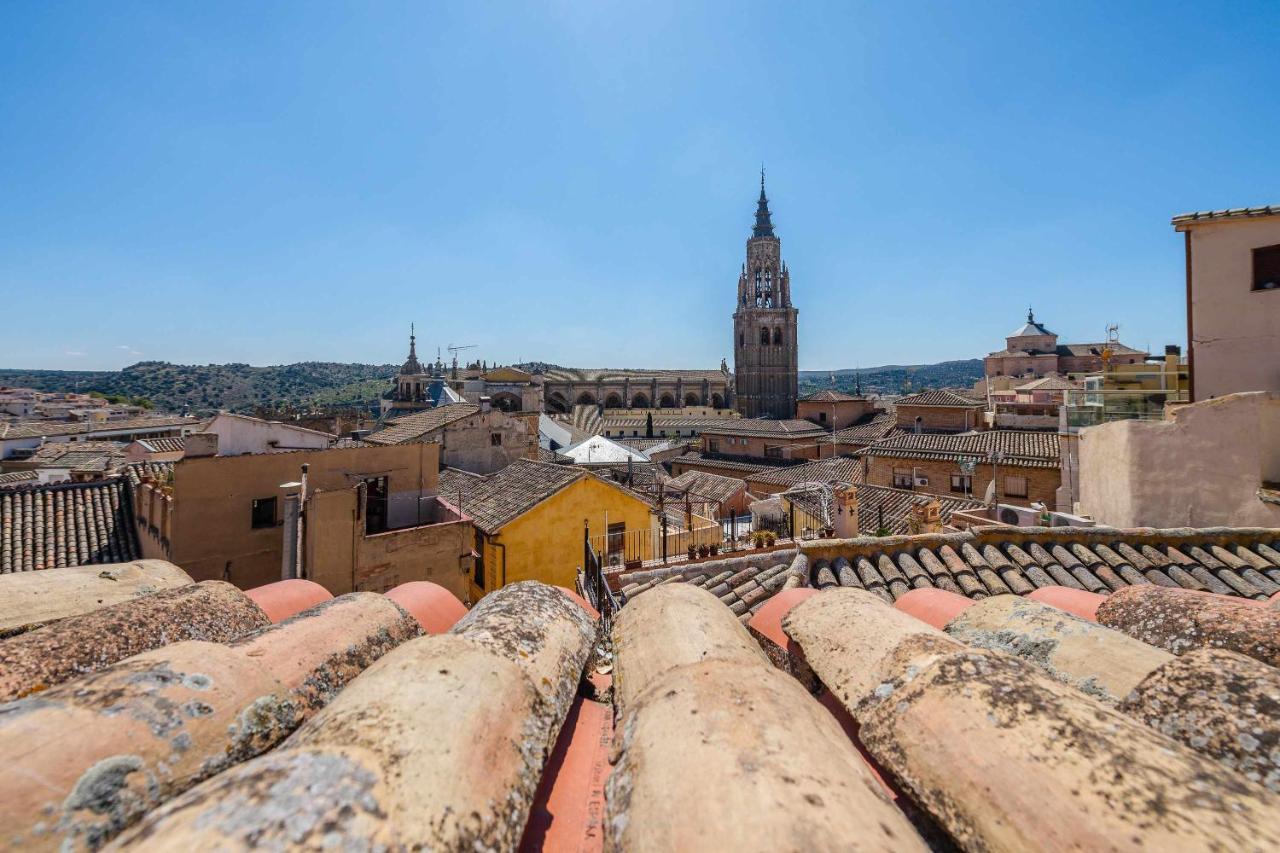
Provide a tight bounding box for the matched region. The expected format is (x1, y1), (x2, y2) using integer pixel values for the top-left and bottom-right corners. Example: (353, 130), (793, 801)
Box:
(447, 344), (478, 379)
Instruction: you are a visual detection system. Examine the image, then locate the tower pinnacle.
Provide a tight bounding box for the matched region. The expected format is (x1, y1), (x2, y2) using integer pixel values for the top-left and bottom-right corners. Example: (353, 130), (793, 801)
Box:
(753, 167), (775, 238)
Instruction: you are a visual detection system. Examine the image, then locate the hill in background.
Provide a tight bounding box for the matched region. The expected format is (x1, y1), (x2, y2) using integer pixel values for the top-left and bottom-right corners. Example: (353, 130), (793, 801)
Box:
(0, 361), (395, 415)
(0, 357), (984, 415)
(799, 359), (984, 396)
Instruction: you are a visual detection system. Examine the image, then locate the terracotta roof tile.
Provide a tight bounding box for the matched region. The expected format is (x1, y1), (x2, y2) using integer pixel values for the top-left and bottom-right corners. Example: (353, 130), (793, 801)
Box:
(746, 456), (866, 489)
(861, 429), (1060, 467)
(894, 389), (984, 408)
(0, 478), (141, 572)
(699, 418), (829, 438)
(438, 458), (586, 533)
(364, 403), (480, 445)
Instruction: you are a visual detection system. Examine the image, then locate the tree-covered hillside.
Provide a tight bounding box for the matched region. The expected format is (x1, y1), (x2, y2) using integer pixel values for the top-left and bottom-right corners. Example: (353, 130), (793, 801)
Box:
(0, 361), (396, 414)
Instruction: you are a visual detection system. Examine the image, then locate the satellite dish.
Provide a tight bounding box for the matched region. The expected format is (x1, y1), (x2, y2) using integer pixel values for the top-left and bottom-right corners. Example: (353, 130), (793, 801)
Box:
(983, 480), (997, 505)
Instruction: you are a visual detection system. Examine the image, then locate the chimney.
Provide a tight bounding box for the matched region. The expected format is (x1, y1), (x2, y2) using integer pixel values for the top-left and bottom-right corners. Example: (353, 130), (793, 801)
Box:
(185, 432), (219, 458)
(832, 485), (860, 539)
(908, 496), (943, 535)
(480, 396), (491, 414)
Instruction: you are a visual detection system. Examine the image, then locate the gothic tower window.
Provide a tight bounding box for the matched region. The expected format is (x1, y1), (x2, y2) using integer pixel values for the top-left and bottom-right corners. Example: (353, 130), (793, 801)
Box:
(773, 327), (782, 345)
(760, 327), (770, 345)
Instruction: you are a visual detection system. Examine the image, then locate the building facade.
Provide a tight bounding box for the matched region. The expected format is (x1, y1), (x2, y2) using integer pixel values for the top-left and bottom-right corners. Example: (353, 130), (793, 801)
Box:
(733, 173), (799, 419)
(983, 309), (1146, 379)
(540, 368), (732, 414)
(1173, 204), (1280, 401)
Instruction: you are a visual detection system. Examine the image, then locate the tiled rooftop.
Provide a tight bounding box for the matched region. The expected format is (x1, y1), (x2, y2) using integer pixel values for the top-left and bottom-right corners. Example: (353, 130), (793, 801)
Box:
(669, 451), (780, 475)
(745, 455), (867, 490)
(438, 458), (586, 533)
(663, 469), (747, 506)
(800, 526), (1280, 603)
(0, 415), (195, 440)
(123, 460), (175, 487)
(134, 436), (186, 453)
(861, 429), (1060, 467)
(798, 389), (862, 402)
(699, 418), (829, 437)
(830, 411), (898, 445)
(0, 471), (39, 490)
(783, 484), (983, 532)
(0, 539), (1278, 849)
(364, 402), (480, 445)
(619, 550), (807, 620)
(0, 478), (140, 572)
(1172, 204), (1280, 224)
(894, 389), (984, 408)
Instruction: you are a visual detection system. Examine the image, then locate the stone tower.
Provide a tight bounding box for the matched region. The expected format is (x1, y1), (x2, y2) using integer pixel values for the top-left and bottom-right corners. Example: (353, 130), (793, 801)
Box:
(733, 171), (799, 419)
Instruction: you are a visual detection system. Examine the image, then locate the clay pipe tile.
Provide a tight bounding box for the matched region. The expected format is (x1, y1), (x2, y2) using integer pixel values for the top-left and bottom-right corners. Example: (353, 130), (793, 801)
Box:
(894, 587), (976, 630)
(0, 580), (270, 702)
(1026, 585), (1105, 622)
(244, 578), (332, 623)
(944, 594), (1173, 705)
(111, 581), (596, 851)
(782, 589), (1280, 851)
(555, 585), (600, 621)
(1121, 647), (1280, 794)
(382, 581), (467, 632)
(606, 584), (927, 852)
(0, 592), (420, 852)
(611, 582), (772, 715)
(0, 559), (191, 638)
(1096, 584), (1280, 666)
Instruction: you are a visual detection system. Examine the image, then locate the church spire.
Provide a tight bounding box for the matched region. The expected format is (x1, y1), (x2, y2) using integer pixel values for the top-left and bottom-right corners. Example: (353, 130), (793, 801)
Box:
(752, 166), (775, 238)
(399, 323), (424, 375)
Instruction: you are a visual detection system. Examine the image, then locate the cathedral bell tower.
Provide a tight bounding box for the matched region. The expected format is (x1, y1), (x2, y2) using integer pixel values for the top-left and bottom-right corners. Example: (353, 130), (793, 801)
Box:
(733, 170), (799, 419)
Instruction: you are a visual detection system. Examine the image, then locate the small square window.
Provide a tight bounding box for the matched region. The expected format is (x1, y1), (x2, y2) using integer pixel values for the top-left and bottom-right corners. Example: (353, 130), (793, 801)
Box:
(251, 497), (277, 529)
(1253, 244), (1280, 291)
(490, 433), (502, 446)
(950, 474), (972, 494)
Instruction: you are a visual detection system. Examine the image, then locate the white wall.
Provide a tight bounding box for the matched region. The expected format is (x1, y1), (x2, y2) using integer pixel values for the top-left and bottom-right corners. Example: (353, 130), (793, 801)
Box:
(202, 414), (334, 456)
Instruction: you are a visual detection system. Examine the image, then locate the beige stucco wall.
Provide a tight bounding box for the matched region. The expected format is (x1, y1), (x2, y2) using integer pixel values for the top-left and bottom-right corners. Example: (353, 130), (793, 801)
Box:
(439, 409), (534, 474)
(796, 398), (876, 430)
(1181, 215), (1280, 400)
(166, 443), (440, 589)
(1078, 391), (1280, 528)
(306, 488), (474, 600)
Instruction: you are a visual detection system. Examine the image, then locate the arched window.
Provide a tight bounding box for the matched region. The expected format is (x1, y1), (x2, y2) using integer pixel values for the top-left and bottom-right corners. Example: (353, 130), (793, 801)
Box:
(738, 332), (744, 347)
(773, 327), (783, 345)
(760, 327), (770, 345)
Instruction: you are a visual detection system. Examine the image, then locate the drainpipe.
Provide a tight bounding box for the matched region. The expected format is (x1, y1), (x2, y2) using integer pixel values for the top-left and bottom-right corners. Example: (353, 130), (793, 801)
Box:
(296, 463), (309, 580)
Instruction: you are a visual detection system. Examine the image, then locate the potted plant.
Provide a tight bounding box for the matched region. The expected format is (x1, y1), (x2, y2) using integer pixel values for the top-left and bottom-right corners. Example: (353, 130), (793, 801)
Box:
(698, 544), (710, 559)
(687, 544), (697, 561)
(709, 542), (719, 556)
(752, 532), (764, 549)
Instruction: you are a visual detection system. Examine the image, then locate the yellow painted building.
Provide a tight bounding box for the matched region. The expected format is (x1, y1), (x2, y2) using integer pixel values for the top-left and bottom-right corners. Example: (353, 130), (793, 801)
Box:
(439, 459), (655, 602)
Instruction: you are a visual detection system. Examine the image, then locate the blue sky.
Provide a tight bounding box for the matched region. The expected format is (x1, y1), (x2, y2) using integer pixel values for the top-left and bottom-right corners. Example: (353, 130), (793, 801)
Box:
(1, 2), (1276, 372)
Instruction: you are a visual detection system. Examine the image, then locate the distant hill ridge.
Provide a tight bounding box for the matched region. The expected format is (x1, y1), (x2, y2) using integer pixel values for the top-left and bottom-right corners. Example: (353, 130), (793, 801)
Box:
(0, 357), (983, 414)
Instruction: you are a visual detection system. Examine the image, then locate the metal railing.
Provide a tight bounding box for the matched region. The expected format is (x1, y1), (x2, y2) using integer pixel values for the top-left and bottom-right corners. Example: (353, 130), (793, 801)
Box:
(1061, 387), (1189, 429)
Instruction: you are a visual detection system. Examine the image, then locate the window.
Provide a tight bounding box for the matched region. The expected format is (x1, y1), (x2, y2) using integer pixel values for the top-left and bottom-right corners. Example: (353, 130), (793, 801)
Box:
(950, 474), (972, 494)
(773, 327), (783, 345)
(473, 530), (486, 589)
(738, 332), (744, 347)
(893, 468), (914, 488)
(760, 327), (770, 345)
(819, 411), (827, 422)
(765, 446), (782, 459)
(708, 439), (720, 453)
(489, 432), (502, 446)
(1005, 475), (1028, 498)
(607, 522), (626, 558)
(251, 497), (277, 529)
(364, 477), (388, 535)
(1253, 244), (1280, 291)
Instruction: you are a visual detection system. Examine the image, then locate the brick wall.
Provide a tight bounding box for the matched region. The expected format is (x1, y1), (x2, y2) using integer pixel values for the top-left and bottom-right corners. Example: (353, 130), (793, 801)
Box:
(864, 454), (1061, 508)
(895, 404), (981, 433)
